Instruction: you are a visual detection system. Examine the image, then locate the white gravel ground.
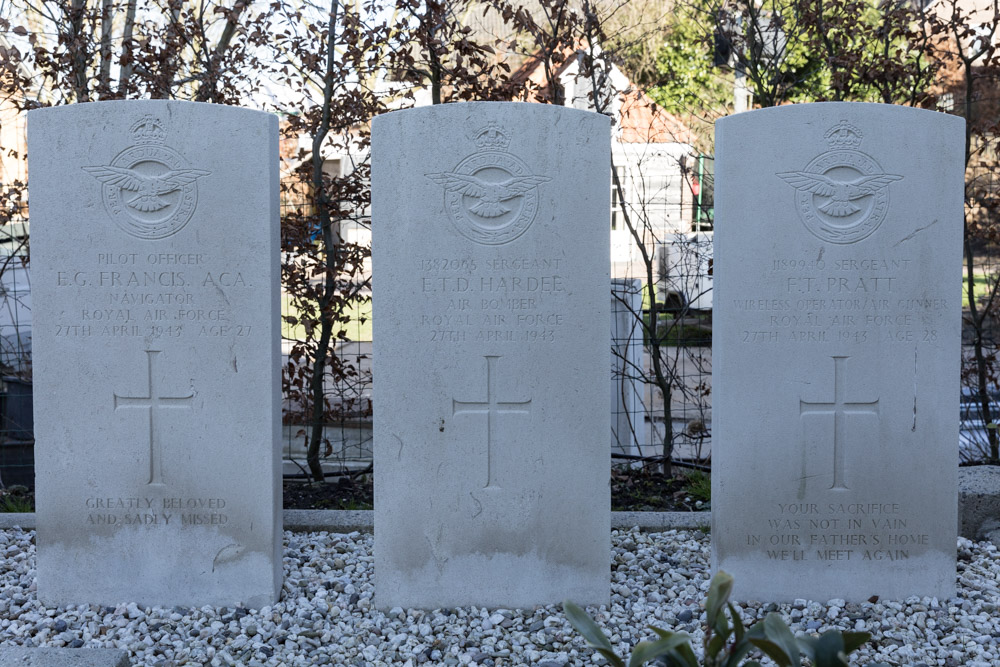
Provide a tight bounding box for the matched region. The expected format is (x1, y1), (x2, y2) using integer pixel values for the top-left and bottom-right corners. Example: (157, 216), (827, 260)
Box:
(1, 526), (998, 666)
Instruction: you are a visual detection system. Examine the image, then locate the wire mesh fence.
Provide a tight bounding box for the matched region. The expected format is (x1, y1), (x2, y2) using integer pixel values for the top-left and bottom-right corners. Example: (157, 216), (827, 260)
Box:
(959, 134), (1000, 464)
(0, 218), (32, 489)
(609, 152), (715, 470)
(279, 172), (374, 477)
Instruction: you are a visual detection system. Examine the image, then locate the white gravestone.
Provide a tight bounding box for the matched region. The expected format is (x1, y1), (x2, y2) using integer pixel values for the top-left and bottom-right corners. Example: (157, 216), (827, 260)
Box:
(713, 103), (964, 601)
(372, 102), (610, 609)
(30, 101), (281, 607)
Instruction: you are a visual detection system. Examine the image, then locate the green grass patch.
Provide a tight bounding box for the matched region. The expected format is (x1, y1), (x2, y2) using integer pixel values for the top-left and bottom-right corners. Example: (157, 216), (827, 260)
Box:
(963, 270), (1000, 306)
(657, 322), (712, 346)
(638, 283), (684, 313)
(683, 469), (711, 503)
(644, 317), (712, 346)
(0, 486), (33, 513)
(281, 294), (372, 342)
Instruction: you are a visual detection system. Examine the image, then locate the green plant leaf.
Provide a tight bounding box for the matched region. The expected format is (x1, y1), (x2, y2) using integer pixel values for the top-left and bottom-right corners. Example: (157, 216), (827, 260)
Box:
(646, 632), (699, 667)
(656, 651), (686, 667)
(705, 571), (734, 629)
(670, 642), (700, 667)
(723, 641), (757, 667)
(713, 611), (730, 640)
(763, 613), (801, 666)
(842, 632), (872, 654)
(562, 601), (624, 667)
(797, 635), (817, 662)
(729, 602), (745, 643)
(628, 633), (693, 667)
(811, 630), (848, 667)
(748, 638), (793, 667)
(707, 633), (726, 658)
(720, 602), (752, 667)
(596, 647), (627, 666)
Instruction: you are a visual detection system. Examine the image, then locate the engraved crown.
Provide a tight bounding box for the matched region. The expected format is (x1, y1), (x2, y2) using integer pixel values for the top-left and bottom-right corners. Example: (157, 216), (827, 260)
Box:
(474, 123), (511, 151)
(130, 115), (166, 145)
(824, 120), (863, 149)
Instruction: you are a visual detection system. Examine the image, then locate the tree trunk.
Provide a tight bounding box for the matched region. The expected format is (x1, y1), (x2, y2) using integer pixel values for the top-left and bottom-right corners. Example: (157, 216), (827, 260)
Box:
(426, 0), (442, 104)
(117, 0), (138, 95)
(195, 0), (247, 102)
(98, 0), (113, 94)
(305, 0), (342, 482)
(966, 234), (998, 462)
(68, 0), (90, 101)
(958, 46), (998, 463)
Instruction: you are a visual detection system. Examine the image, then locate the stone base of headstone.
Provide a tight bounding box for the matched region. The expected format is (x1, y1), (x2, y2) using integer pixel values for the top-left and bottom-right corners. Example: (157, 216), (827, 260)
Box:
(0, 647), (130, 667)
(959, 465), (1000, 540)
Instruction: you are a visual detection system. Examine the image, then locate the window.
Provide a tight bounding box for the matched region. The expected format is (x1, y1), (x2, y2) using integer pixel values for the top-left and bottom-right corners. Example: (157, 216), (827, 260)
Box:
(693, 155), (714, 232)
(938, 92), (954, 113)
(643, 174), (673, 232)
(611, 167), (623, 230)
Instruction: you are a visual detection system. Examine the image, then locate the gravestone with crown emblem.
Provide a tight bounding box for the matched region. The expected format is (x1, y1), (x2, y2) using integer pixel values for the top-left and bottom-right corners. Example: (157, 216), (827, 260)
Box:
(29, 101), (282, 607)
(713, 103), (964, 601)
(372, 102), (611, 608)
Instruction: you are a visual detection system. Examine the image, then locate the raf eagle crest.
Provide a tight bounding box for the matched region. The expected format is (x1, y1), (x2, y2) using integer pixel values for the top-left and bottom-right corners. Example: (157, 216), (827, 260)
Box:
(426, 123), (550, 245)
(776, 172), (902, 218)
(425, 172), (550, 219)
(83, 166), (209, 213)
(84, 115), (210, 239)
(778, 120), (903, 244)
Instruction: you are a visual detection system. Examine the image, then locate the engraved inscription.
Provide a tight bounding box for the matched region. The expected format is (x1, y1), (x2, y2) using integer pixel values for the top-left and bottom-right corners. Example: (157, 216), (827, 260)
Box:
(84, 115), (210, 239)
(85, 496), (227, 527)
(778, 121), (902, 245)
(418, 256), (567, 343)
(799, 356), (880, 491)
(426, 123), (550, 245)
(51, 252), (253, 338)
(735, 255), (945, 344)
(114, 350), (194, 485)
(744, 502), (927, 563)
(452, 355), (532, 489)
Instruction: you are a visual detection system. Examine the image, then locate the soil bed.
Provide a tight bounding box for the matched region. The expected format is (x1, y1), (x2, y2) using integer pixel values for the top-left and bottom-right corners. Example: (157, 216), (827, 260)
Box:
(283, 465), (708, 512)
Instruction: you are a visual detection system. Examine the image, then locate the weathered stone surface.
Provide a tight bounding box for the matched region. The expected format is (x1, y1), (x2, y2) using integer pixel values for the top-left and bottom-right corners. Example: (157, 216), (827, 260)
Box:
(958, 465), (1000, 540)
(713, 103), (964, 601)
(0, 509), (717, 532)
(29, 100), (281, 607)
(0, 648), (130, 667)
(372, 102), (611, 609)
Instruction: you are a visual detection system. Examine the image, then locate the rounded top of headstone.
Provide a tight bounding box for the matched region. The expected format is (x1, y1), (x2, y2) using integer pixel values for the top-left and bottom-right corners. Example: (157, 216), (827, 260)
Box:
(716, 101), (965, 134)
(27, 99), (278, 128)
(371, 100), (612, 131)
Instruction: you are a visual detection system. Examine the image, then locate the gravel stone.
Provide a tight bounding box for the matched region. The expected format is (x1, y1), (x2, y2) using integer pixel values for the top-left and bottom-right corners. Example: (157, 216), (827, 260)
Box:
(0, 528), (996, 666)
